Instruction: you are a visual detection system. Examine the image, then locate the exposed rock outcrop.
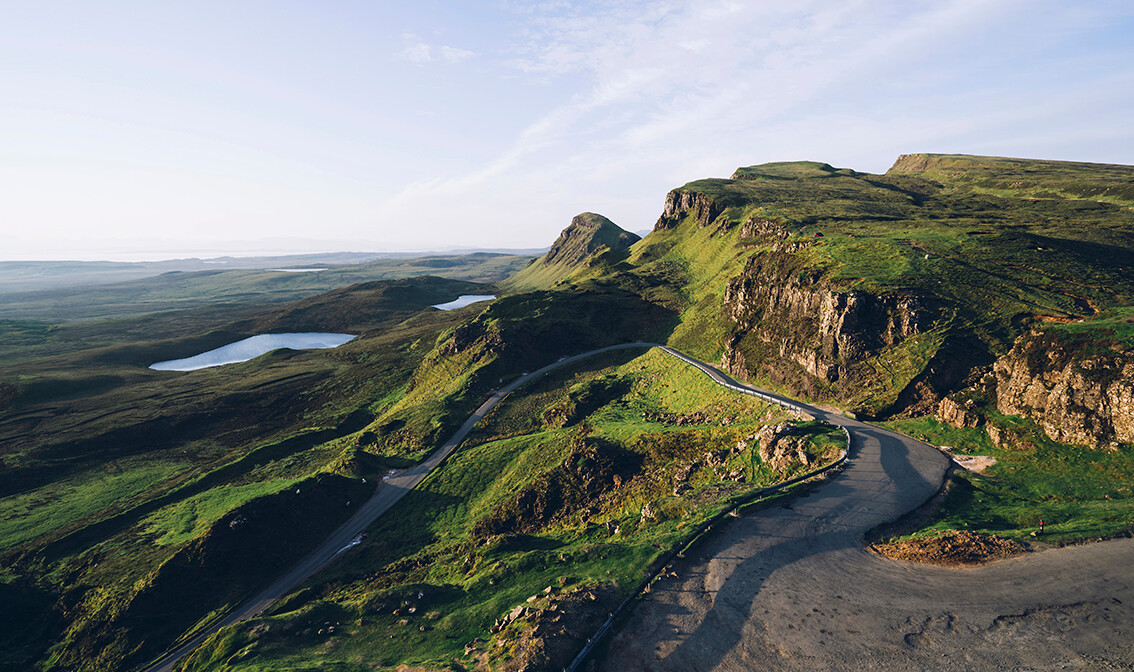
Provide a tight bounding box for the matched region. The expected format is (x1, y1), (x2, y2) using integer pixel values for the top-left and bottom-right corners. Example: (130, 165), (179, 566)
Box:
(654, 189), (727, 230)
(721, 252), (925, 399)
(937, 396), (983, 429)
(992, 330), (1134, 448)
(486, 584), (620, 672)
(757, 423), (805, 471)
(739, 217), (791, 240)
(506, 212), (639, 290)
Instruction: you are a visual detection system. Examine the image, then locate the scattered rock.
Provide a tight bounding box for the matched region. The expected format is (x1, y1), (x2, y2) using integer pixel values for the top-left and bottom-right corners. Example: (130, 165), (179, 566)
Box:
(491, 584), (620, 672)
(703, 449), (730, 467)
(937, 396), (983, 428)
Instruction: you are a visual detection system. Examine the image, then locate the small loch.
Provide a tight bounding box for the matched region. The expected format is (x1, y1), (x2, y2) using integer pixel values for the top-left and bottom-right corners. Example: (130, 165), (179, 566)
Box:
(431, 295), (496, 311)
(150, 333), (357, 371)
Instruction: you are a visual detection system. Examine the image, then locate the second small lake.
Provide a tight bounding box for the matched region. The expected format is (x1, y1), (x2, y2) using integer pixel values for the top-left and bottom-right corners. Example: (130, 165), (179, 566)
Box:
(431, 295), (496, 310)
(150, 333), (357, 371)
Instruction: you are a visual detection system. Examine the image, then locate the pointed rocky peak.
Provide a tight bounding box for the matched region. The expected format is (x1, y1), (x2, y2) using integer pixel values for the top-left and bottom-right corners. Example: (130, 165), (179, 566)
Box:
(504, 213), (639, 291)
(543, 213), (640, 267)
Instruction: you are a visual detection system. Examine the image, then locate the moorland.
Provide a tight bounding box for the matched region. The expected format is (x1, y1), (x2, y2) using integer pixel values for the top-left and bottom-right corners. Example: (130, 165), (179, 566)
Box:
(0, 153), (1131, 672)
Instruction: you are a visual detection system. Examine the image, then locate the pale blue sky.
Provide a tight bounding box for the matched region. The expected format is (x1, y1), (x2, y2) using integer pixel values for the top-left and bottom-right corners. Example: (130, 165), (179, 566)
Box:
(2, 1), (1132, 260)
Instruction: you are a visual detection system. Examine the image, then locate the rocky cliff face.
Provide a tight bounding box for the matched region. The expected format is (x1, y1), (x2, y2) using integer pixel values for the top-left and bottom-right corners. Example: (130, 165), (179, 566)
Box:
(992, 330), (1134, 448)
(654, 189), (727, 230)
(720, 247), (927, 407)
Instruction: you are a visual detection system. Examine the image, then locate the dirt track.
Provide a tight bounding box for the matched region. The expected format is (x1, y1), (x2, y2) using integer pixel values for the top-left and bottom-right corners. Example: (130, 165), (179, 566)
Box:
(597, 415), (1134, 670)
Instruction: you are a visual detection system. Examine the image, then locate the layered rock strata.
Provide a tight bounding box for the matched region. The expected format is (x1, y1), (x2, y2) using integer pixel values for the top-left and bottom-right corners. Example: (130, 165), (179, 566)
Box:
(992, 330), (1133, 448)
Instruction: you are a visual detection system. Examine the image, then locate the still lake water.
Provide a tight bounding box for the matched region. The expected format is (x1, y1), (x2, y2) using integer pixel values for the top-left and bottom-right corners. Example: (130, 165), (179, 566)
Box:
(431, 295), (496, 310)
(150, 333), (356, 371)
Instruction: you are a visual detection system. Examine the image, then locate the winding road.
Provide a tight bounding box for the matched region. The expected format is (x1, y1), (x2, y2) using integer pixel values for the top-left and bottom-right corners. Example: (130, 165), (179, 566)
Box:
(596, 353), (1134, 670)
(142, 342), (1134, 671)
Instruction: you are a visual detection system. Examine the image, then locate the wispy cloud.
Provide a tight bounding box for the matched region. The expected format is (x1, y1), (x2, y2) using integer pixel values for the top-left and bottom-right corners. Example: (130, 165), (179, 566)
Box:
(400, 33), (475, 64)
(382, 0), (1134, 246)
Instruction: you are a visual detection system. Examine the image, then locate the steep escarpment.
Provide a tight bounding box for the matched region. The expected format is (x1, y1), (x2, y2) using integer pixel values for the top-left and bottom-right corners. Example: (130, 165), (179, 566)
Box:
(992, 329), (1134, 448)
(639, 156), (1133, 421)
(719, 249), (936, 413)
(654, 188), (731, 231)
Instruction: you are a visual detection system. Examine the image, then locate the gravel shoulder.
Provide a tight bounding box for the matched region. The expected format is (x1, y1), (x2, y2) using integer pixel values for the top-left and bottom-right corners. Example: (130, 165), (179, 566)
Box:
(596, 412), (1134, 670)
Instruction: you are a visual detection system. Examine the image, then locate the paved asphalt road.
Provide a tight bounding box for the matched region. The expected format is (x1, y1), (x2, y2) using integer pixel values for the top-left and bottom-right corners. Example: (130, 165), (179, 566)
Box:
(597, 353), (1134, 670)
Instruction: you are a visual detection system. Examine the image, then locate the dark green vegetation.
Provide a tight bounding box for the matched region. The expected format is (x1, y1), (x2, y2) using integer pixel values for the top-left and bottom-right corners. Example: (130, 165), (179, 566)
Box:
(1, 154), (1131, 671)
(0, 272), (511, 672)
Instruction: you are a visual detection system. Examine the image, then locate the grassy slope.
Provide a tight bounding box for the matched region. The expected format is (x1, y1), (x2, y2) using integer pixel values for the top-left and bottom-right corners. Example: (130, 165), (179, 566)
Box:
(495, 155), (1134, 553)
(693, 157), (1132, 354)
(663, 156), (1134, 546)
(0, 277), (504, 672)
(3, 154), (1130, 670)
(176, 348), (844, 672)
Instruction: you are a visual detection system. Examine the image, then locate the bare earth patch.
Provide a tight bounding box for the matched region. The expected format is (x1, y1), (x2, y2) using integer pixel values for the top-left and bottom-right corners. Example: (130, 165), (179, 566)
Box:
(950, 454), (996, 473)
(870, 530), (1027, 566)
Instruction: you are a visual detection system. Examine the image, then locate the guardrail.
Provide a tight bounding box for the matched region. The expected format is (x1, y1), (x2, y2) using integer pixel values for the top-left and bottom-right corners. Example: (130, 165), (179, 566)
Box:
(563, 347), (851, 672)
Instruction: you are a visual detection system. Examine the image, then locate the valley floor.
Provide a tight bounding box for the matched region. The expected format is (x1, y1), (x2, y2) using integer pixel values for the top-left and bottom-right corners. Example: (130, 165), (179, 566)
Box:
(596, 414), (1134, 670)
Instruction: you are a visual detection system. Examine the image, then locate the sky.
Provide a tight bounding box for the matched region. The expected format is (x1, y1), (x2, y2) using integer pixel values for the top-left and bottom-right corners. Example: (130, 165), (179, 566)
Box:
(1, 0), (1132, 261)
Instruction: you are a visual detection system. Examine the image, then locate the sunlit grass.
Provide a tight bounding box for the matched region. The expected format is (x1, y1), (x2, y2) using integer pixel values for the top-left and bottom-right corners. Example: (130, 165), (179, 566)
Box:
(881, 415), (1134, 543)
(142, 478), (305, 547)
(0, 459), (188, 552)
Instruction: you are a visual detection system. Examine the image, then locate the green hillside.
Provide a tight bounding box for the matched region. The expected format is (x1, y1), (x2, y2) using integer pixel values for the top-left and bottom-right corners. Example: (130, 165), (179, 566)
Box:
(636, 155), (1132, 415)
(1, 154), (1131, 672)
(503, 212), (640, 291)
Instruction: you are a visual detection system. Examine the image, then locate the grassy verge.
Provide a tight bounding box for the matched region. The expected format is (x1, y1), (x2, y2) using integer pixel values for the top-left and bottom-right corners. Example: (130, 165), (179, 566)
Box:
(880, 415), (1134, 543)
